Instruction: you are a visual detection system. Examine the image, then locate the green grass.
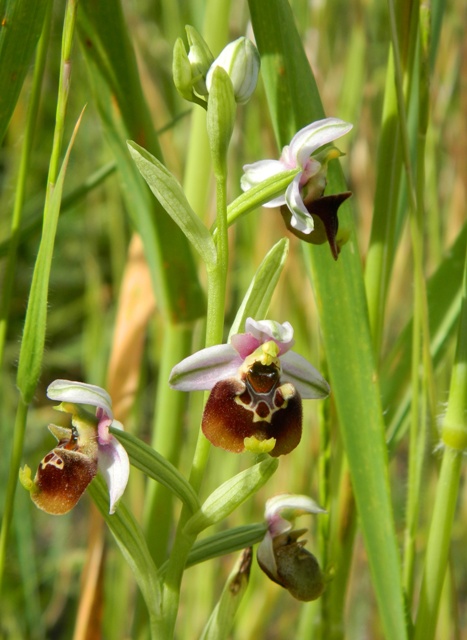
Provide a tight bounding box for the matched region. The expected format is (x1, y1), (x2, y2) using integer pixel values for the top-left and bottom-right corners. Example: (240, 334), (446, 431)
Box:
(0, 0), (465, 638)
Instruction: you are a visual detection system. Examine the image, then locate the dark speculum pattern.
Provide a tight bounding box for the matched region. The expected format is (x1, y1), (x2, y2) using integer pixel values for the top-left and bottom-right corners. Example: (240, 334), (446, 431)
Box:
(202, 363), (303, 456)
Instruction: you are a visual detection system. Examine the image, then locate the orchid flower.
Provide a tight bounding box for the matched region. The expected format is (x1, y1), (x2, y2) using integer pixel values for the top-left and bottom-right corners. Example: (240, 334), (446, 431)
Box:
(20, 380), (129, 515)
(169, 318), (330, 457)
(257, 494), (326, 601)
(241, 118), (353, 259)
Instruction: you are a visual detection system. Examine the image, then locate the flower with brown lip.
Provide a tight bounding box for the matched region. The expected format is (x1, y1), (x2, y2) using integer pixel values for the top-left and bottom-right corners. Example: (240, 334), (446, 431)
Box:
(169, 318), (330, 456)
(20, 380), (129, 515)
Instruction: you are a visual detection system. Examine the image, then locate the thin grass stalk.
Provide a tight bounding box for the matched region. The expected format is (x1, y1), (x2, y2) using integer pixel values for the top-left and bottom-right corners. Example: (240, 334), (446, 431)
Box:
(161, 107), (232, 640)
(0, 0), (78, 591)
(144, 325), (193, 565)
(385, 0), (435, 598)
(0, 0), (52, 367)
(413, 236), (467, 639)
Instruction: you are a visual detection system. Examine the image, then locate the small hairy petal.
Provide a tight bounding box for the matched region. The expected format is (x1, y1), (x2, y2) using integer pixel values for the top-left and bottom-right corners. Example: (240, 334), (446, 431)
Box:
(169, 344), (242, 391)
(280, 351), (330, 399)
(98, 435), (130, 514)
(47, 380), (114, 420)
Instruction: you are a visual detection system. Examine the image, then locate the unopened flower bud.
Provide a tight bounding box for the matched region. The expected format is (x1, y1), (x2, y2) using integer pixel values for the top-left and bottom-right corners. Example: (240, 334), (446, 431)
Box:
(186, 25), (214, 96)
(206, 37), (260, 104)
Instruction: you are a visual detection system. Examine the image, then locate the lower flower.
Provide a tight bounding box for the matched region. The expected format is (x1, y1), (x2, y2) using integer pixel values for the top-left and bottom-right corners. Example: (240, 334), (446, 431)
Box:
(20, 380), (129, 515)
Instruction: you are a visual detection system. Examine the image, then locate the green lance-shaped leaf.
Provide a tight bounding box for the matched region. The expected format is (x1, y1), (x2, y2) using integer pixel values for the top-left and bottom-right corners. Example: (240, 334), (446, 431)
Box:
(199, 548), (253, 640)
(229, 238), (289, 338)
(88, 475), (162, 628)
(110, 428), (200, 515)
(184, 457), (278, 536)
(17, 109), (84, 403)
(0, 0), (49, 145)
(127, 141), (217, 268)
(248, 2), (408, 639)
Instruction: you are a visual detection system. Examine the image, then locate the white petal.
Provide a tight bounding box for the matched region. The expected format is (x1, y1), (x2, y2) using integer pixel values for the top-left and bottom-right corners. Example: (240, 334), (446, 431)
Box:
(169, 344), (242, 391)
(47, 379), (114, 419)
(285, 176), (315, 234)
(98, 435), (130, 515)
(288, 118), (353, 168)
(280, 351), (330, 398)
(265, 494), (326, 523)
(241, 159), (288, 204)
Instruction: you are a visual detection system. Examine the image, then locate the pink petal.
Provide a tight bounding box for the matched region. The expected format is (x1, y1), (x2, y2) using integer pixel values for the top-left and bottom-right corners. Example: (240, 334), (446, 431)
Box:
(241, 159), (288, 202)
(285, 176), (315, 234)
(169, 344), (243, 391)
(98, 429), (129, 515)
(280, 351), (331, 399)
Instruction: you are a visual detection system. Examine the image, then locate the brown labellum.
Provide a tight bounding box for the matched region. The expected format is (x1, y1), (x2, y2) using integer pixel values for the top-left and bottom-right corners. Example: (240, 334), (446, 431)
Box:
(31, 423), (98, 515)
(32, 449), (98, 515)
(202, 377), (302, 456)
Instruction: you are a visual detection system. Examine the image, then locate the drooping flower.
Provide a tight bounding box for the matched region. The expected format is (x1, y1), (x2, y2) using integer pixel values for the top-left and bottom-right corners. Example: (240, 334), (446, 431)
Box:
(241, 118), (353, 259)
(20, 380), (129, 515)
(169, 318), (330, 457)
(257, 494), (326, 601)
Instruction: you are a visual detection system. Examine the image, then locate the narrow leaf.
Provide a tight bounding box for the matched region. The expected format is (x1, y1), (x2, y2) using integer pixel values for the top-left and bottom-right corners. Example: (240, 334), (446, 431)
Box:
(0, 0), (49, 144)
(229, 238), (289, 338)
(17, 109), (84, 403)
(110, 427), (201, 514)
(184, 457), (278, 535)
(127, 141), (217, 267)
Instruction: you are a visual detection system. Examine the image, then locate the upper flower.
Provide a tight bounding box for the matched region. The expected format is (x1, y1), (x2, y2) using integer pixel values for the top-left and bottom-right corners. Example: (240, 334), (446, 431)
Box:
(20, 380), (129, 515)
(257, 494), (326, 601)
(169, 318), (330, 456)
(241, 118), (352, 257)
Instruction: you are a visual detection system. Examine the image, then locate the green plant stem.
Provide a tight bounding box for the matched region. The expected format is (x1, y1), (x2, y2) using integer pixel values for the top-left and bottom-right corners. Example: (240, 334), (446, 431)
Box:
(161, 169), (229, 640)
(0, 398), (29, 591)
(414, 241), (467, 640)
(46, 0), (78, 202)
(0, 0), (52, 367)
(144, 324), (193, 565)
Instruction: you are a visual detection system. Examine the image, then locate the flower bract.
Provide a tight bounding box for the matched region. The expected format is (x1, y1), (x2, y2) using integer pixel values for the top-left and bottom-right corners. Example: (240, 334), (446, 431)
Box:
(169, 319), (330, 457)
(21, 380), (129, 515)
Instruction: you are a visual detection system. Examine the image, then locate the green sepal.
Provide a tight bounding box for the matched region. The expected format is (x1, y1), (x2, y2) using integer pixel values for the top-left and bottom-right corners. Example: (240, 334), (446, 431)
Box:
(184, 457), (278, 535)
(110, 427), (201, 514)
(127, 141), (217, 267)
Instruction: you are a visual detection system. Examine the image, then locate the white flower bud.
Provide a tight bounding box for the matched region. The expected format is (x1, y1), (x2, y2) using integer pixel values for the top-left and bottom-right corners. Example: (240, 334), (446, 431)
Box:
(206, 37), (260, 104)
